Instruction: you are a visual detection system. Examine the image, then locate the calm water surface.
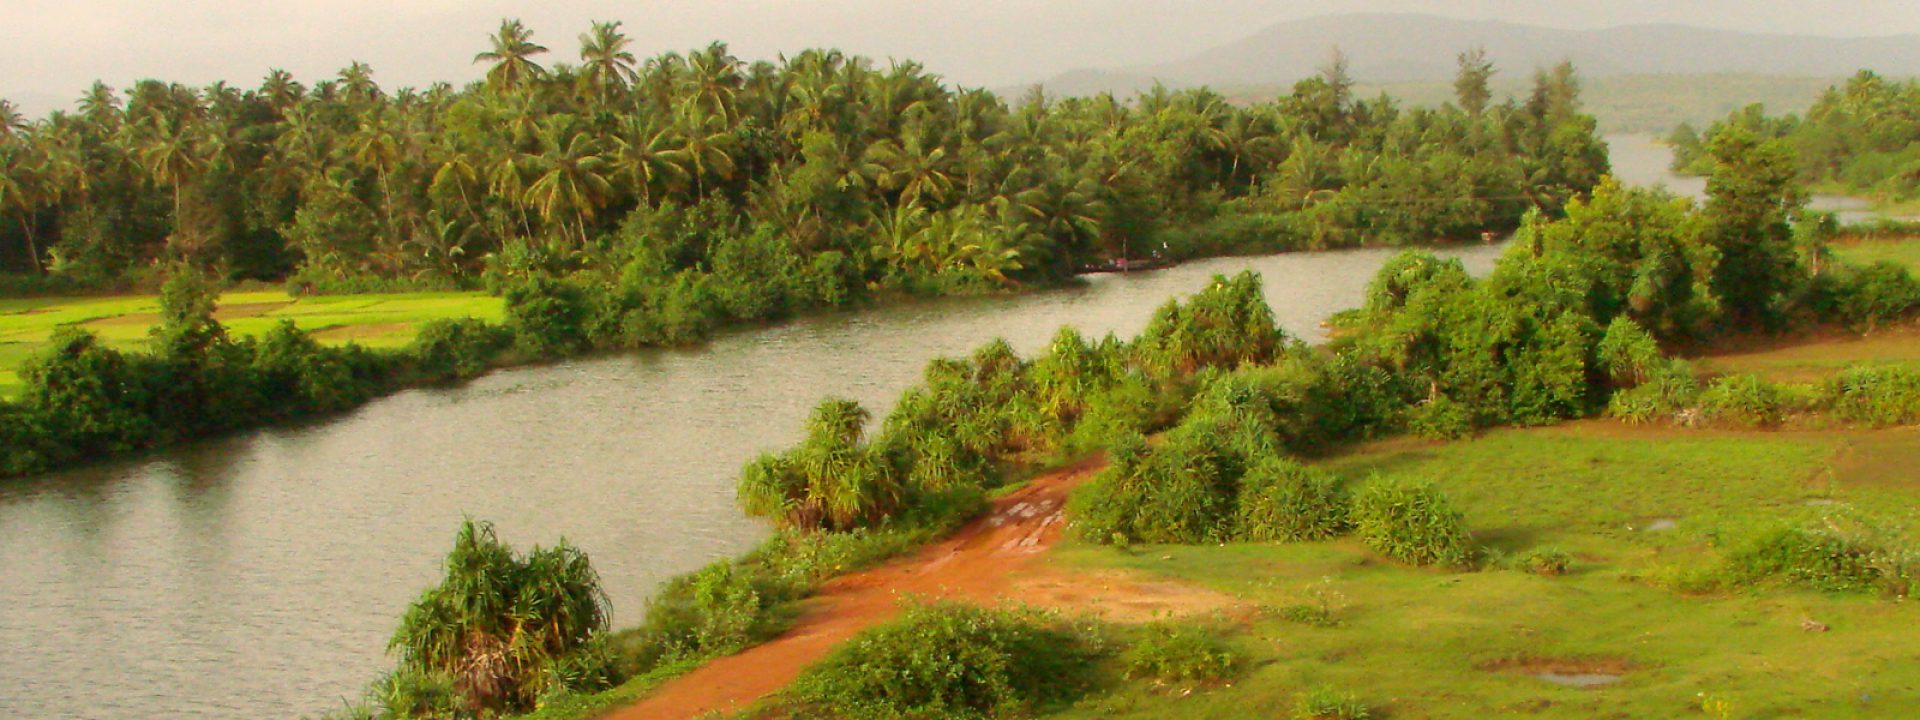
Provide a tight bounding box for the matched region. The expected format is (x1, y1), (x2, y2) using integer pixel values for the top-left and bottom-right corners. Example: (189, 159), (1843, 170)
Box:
(0, 135), (1896, 719)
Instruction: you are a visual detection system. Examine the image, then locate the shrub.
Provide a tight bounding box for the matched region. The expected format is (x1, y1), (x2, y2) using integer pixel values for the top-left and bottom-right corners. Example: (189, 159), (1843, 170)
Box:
(1820, 365), (1920, 427)
(1607, 359), (1701, 424)
(1518, 547), (1574, 576)
(1133, 271), (1285, 379)
(504, 276), (592, 358)
(738, 398), (902, 531)
(1294, 686), (1373, 720)
(1700, 373), (1789, 427)
(387, 520), (614, 715)
(1722, 525), (1914, 595)
(1122, 623), (1238, 685)
(1236, 457), (1350, 542)
(408, 318), (510, 381)
(1821, 260), (1920, 330)
(1352, 478), (1474, 567)
(792, 602), (1101, 719)
(1595, 316), (1664, 389)
(1407, 394), (1473, 439)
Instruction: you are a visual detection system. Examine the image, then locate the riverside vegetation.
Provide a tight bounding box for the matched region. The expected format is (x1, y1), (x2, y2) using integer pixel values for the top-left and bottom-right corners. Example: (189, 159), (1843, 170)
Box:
(0, 28), (1605, 477)
(318, 88), (1920, 718)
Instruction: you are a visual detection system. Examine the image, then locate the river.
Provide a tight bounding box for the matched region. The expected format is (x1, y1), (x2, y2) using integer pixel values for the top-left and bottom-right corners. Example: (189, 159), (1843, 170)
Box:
(0, 135), (1896, 719)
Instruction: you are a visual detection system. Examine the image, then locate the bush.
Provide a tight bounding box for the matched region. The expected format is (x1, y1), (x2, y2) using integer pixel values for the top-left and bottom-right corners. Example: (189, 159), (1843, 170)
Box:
(1407, 394), (1473, 439)
(1700, 373), (1789, 427)
(1820, 365), (1920, 426)
(387, 520), (614, 715)
(1817, 260), (1920, 330)
(1294, 686), (1373, 720)
(1517, 547), (1574, 576)
(1352, 478), (1474, 567)
(408, 318), (510, 381)
(1607, 359), (1701, 424)
(1122, 623), (1238, 685)
(1595, 316), (1664, 389)
(1722, 525), (1914, 595)
(792, 602), (1102, 719)
(738, 398), (902, 531)
(1236, 457), (1350, 542)
(1132, 271), (1285, 379)
(504, 276), (592, 358)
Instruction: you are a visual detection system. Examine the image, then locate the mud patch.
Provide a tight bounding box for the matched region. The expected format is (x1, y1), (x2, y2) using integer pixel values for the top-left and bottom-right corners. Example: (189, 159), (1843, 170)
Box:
(1642, 518), (1677, 532)
(1009, 568), (1248, 623)
(309, 322), (412, 342)
(1482, 656), (1633, 689)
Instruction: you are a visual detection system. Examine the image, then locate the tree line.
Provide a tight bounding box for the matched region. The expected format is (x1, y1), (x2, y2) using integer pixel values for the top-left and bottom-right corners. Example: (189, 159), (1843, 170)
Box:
(0, 25), (1603, 300)
(1669, 70), (1920, 205)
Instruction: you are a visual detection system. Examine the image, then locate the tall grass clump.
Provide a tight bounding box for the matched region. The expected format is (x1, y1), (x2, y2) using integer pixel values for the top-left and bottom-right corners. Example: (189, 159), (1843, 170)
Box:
(1721, 524), (1915, 596)
(1236, 456), (1351, 542)
(1699, 373), (1793, 427)
(739, 398), (902, 531)
(1820, 365), (1920, 426)
(1293, 686), (1374, 720)
(789, 601), (1104, 719)
(385, 520), (614, 716)
(1606, 359), (1702, 424)
(1351, 478), (1474, 567)
(1121, 622), (1239, 686)
(1132, 271), (1285, 380)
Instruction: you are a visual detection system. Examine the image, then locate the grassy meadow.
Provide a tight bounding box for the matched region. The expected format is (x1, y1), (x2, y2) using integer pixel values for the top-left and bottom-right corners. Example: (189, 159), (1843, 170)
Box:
(1040, 423), (1920, 719)
(0, 291), (503, 397)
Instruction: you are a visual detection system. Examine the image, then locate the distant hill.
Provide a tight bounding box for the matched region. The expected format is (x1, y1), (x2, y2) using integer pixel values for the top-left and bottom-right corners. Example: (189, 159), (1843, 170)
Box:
(1013, 13), (1920, 133)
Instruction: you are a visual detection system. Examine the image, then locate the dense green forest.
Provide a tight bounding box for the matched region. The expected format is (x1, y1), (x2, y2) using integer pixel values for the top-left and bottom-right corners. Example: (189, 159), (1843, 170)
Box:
(1669, 70), (1920, 205)
(0, 27), (1607, 478)
(0, 26), (1601, 296)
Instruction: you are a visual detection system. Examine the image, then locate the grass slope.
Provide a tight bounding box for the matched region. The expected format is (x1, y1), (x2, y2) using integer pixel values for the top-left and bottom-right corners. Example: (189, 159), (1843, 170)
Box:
(0, 291), (503, 397)
(1044, 424), (1920, 719)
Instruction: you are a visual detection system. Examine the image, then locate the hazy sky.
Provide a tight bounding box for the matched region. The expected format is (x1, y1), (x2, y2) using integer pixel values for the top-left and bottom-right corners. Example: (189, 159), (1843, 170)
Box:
(5, 0), (1920, 115)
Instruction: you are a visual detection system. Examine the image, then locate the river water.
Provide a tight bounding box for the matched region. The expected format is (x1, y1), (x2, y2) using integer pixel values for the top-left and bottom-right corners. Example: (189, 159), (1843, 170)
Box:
(0, 135), (1893, 719)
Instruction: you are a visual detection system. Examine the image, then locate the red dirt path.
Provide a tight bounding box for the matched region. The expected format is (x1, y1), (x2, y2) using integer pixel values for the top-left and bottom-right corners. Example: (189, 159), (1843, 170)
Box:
(604, 461), (1099, 720)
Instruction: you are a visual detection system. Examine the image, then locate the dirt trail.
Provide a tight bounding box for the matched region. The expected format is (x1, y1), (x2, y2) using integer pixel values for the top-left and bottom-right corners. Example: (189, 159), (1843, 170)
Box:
(605, 461), (1119, 720)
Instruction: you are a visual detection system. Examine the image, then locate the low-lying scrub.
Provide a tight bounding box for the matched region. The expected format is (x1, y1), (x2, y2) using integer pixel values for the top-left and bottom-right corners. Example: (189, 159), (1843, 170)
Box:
(1721, 524), (1915, 596)
(1120, 622), (1240, 687)
(788, 601), (1106, 720)
(1351, 478), (1475, 568)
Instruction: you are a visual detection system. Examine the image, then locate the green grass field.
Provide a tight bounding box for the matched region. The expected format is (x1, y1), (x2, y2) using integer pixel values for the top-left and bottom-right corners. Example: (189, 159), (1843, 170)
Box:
(1834, 235), (1920, 274)
(0, 291), (504, 398)
(1043, 424), (1920, 719)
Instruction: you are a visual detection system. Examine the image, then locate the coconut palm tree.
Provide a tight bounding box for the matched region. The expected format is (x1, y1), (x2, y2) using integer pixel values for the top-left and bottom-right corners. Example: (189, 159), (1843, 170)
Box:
(578, 20), (638, 107)
(0, 145), (46, 272)
(474, 18), (549, 92)
(523, 117), (612, 247)
(609, 115), (686, 207)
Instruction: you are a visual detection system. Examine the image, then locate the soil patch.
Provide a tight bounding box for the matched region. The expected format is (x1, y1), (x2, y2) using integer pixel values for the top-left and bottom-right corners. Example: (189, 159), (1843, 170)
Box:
(1008, 567), (1249, 623)
(309, 322), (412, 342)
(80, 312), (160, 327)
(1481, 656), (1634, 689)
(606, 461), (1104, 720)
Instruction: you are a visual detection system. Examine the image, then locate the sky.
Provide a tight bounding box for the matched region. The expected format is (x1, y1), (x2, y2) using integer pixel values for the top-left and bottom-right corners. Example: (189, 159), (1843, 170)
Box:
(5, 0), (1920, 116)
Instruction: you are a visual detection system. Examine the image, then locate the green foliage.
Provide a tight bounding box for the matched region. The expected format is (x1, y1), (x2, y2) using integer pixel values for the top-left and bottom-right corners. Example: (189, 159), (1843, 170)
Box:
(1700, 373), (1791, 427)
(1351, 478), (1474, 567)
(739, 398), (902, 532)
(408, 318), (510, 381)
(1406, 395), (1473, 439)
(1722, 525), (1915, 596)
(1820, 365), (1920, 426)
(504, 276), (591, 358)
(388, 520), (613, 715)
(1121, 623), (1239, 685)
(1595, 316), (1665, 389)
(1236, 457), (1351, 542)
(1294, 686), (1374, 720)
(1517, 547), (1575, 576)
(1813, 260), (1920, 330)
(791, 602), (1102, 720)
(1133, 271), (1285, 379)
(1606, 359), (1701, 424)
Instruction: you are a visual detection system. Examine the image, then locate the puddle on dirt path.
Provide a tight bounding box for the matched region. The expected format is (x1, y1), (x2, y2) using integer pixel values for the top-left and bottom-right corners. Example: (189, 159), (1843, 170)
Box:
(1534, 672), (1622, 688)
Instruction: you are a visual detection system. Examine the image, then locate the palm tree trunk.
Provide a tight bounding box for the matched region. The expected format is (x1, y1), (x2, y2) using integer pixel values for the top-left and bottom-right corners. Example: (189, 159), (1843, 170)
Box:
(20, 215), (42, 274)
